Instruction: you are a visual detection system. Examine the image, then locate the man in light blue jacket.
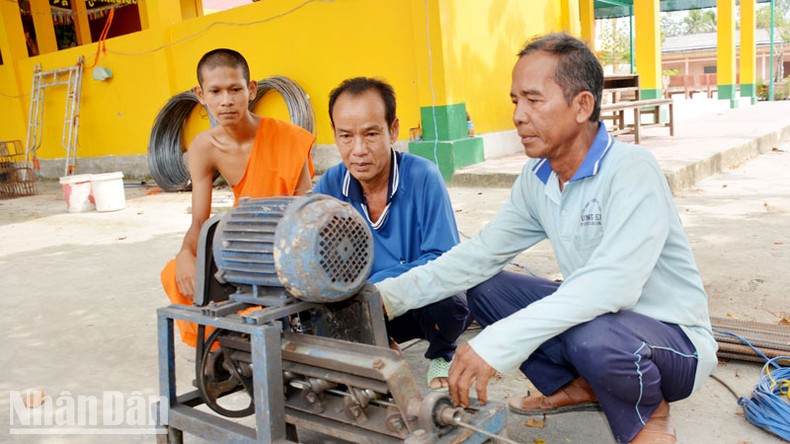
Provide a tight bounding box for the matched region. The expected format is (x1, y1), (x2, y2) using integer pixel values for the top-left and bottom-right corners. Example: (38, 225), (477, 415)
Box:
(375, 33), (717, 444)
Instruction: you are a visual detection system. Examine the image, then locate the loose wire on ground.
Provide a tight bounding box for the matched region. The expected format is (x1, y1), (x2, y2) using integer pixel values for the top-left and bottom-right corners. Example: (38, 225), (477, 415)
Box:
(739, 356), (790, 440)
(709, 373), (741, 400)
(714, 328), (790, 440)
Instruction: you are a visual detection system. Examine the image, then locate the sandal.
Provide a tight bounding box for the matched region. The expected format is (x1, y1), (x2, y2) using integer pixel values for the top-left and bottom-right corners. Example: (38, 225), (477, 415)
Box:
(427, 357), (451, 391)
(508, 377), (601, 415)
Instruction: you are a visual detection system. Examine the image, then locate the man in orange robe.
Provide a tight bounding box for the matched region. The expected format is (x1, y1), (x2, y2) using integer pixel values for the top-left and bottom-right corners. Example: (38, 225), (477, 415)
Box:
(160, 49), (314, 347)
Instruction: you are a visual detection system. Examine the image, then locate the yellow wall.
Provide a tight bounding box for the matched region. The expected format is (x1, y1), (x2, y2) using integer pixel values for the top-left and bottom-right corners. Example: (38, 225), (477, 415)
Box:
(1, 0), (577, 164)
(10, 29), (177, 159)
(0, 65), (28, 144)
(436, 0), (571, 134)
(166, 0), (422, 145)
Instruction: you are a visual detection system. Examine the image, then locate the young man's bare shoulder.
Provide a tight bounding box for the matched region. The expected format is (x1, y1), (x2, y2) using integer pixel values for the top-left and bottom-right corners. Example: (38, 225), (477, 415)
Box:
(186, 128), (225, 170)
(190, 125), (227, 151)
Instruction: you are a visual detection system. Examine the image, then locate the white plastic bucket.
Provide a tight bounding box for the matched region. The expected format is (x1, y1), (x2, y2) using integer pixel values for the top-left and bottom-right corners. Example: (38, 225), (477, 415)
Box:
(59, 174), (94, 213)
(90, 172), (126, 212)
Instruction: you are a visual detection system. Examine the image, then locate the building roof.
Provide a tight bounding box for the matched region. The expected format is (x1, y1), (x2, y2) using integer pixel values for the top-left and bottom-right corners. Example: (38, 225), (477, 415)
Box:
(595, 0), (771, 19)
(662, 29), (783, 53)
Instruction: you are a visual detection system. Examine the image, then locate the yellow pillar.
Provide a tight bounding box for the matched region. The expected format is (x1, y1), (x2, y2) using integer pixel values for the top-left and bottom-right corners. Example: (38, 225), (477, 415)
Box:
(136, 1), (186, 98)
(72, 0), (92, 46)
(0, 0), (30, 141)
(634, 0), (662, 99)
(29, 0), (58, 54)
(0, 1), (30, 63)
(579, 0), (595, 47)
(560, 0), (581, 36)
(180, 0), (204, 20)
(138, 0), (185, 29)
(740, 0), (757, 104)
(717, 0), (737, 107)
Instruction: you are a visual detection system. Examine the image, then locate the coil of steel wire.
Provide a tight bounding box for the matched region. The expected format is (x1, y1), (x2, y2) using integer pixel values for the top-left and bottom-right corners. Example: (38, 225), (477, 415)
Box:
(147, 76), (315, 192)
(251, 76), (315, 134)
(147, 91), (201, 192)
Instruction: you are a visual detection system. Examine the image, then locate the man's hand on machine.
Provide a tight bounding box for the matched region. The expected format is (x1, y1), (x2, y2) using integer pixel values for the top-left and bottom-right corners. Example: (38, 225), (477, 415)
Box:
(448, 343), (496, 408)
(175, 250), (197, 297)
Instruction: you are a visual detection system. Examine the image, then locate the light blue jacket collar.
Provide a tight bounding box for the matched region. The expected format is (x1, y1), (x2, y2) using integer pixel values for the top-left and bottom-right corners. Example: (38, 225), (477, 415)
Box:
(532, 122), (614, 185)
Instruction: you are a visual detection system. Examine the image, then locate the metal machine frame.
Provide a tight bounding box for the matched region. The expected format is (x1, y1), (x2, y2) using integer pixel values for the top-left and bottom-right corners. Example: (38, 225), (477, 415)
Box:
(155, 201), (508, 443)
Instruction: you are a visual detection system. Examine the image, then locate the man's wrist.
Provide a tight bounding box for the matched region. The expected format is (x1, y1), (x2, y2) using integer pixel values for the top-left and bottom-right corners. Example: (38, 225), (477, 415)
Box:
(376, 283), (397, 321)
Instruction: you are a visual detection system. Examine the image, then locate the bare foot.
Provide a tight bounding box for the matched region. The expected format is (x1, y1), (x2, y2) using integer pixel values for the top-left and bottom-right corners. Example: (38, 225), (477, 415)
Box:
(389, 337), (403, 355)
(429, 376), (449, 390)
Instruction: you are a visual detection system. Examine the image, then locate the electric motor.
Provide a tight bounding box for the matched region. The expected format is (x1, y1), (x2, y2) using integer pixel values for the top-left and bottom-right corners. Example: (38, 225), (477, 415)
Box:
(212, 194), (373, 303)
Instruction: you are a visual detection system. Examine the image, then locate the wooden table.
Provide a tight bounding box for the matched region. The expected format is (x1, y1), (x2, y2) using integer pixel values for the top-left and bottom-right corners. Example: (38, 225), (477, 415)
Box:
(603, 73), (640, 103)
(600, 98), (674, 144)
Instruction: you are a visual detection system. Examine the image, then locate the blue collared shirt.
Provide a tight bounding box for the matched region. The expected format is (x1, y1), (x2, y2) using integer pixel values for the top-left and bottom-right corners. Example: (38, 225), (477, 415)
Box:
(314, 150), (460, 283)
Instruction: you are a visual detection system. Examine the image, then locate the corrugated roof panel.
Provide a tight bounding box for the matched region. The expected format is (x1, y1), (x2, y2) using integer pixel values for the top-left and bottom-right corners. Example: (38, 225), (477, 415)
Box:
(662, 29), (783, 53)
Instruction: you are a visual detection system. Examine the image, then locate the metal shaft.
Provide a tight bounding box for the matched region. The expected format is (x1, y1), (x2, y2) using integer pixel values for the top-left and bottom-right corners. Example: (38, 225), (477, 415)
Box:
(452, 416), (520, 444)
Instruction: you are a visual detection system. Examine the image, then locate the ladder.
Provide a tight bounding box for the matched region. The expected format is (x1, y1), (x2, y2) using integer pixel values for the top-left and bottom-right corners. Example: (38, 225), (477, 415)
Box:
(24, 56), (84, 176)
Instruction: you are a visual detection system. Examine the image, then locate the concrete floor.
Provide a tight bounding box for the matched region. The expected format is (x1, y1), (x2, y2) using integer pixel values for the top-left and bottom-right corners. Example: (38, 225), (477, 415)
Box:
(1, 99), (789, 443)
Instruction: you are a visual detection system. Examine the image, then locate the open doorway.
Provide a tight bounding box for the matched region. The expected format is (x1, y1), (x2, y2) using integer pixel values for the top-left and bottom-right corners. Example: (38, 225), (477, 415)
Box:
(17, 0), (40, 56)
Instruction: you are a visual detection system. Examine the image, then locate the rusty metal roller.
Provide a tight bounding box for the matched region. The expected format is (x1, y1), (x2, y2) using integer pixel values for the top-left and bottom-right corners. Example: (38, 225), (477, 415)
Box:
(212, 194), (373, 303)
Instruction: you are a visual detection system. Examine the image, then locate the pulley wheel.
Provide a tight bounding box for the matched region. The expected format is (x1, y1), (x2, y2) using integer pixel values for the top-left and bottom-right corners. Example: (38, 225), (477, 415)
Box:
(195, 329), (255, 417)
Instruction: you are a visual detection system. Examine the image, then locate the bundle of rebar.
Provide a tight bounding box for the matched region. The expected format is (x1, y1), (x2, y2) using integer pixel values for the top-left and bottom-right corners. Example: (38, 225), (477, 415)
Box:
(251, 76), (315, 135)
(711, 316), (790, 364)
(147, 91), (201, 192)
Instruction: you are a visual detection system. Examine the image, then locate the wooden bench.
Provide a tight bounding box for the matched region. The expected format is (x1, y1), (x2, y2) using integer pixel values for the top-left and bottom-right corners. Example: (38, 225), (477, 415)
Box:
(600, 98), (674, 144)
(664, 75), (689, 99)
(699, 73), (718, 99)
(664, 75), (704, 99)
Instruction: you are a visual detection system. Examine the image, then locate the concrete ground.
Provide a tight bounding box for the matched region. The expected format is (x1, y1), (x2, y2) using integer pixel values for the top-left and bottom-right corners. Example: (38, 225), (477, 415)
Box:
(1, 97), (789, 443)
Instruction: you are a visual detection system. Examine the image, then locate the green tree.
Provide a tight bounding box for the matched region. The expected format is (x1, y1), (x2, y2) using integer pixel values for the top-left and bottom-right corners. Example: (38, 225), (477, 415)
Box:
(598, 17), (631, 72)
(683, 9), (717, 34)
(756, 1), (790, 83)
(661, 12), (685, 38)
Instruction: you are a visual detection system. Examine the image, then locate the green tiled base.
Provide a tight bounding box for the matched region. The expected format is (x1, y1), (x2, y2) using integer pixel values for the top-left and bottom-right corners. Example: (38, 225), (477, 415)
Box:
(640, 88), (661, 100)
(740, 83), (756, 97)
(718, 84), (737, 100)
(420, 104), (468, 141)
(408, 137), (484, 182)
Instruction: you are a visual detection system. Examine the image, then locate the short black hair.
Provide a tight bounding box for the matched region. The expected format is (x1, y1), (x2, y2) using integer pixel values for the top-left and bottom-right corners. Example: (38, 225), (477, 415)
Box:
(196, 48), (250, 86)
(518, 33), (603, 122)
(328, 77), (397, 127)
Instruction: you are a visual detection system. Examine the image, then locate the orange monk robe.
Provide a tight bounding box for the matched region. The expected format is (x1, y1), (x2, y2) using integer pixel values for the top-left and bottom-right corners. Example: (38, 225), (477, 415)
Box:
(161, 117), (315, 347)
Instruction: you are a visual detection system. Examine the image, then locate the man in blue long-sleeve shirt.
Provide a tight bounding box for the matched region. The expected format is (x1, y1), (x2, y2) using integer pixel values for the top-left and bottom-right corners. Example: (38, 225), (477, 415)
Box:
(314, 77), (470, 390)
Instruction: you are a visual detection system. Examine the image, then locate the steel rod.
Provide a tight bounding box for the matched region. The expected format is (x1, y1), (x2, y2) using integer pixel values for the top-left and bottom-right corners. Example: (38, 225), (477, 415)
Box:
(452, 416), (519, 444)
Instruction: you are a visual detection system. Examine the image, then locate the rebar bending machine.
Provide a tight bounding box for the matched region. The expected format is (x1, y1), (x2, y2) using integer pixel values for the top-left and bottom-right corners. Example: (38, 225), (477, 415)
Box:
(156, 194), (508, 443)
